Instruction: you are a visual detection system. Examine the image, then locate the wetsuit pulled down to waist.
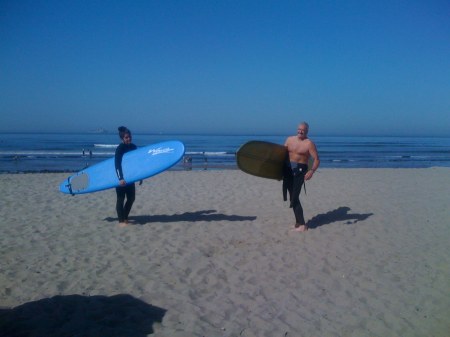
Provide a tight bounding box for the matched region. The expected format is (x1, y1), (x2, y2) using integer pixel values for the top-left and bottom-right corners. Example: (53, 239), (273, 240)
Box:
(290, 162), (308, 176)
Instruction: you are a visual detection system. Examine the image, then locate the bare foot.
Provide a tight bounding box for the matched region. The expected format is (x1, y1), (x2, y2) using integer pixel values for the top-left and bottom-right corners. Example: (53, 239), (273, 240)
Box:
(291, 224), (308, 232)
(118, 222), (128, 228)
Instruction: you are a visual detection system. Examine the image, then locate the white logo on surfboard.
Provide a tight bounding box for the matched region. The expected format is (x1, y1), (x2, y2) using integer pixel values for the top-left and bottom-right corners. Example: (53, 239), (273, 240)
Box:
(148, 147), (175, 155)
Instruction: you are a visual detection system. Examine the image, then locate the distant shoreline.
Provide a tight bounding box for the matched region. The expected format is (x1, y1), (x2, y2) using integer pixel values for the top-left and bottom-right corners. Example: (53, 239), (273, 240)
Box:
(1, 131), (450, 138)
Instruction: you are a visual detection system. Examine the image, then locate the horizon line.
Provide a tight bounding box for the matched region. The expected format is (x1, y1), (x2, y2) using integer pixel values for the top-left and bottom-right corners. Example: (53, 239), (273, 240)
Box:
(0, 130), (449, 138)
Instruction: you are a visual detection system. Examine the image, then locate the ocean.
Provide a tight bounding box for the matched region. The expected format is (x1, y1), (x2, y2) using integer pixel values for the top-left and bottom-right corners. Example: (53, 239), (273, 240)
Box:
(0, 133), (449, 173)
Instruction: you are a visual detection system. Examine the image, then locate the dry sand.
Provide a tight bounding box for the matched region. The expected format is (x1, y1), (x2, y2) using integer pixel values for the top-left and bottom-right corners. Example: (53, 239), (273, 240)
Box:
(0, 168), (449, 337)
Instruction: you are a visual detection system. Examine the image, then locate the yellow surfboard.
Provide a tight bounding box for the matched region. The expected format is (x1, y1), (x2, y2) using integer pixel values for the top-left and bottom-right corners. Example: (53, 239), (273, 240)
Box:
(236, 141), (288, 180)
(236, 140), (315, 180)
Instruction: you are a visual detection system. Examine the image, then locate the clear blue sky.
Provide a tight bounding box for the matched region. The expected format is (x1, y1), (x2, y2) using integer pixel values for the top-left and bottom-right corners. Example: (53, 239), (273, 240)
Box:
(1, 0), (449, 136)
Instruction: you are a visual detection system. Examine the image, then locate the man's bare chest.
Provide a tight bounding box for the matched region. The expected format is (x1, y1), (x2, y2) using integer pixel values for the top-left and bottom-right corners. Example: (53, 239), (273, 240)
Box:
(289, 140), (309, 154)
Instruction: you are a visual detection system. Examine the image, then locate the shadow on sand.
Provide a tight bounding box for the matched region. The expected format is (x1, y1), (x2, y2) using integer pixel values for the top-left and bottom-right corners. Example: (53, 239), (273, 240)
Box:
(104, 209), (257, 225)
(307, 206), (373, 229)
(0, 294), (166, 337)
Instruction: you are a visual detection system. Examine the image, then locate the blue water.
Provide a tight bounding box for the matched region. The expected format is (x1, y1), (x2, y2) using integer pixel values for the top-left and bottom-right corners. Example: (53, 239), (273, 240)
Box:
(0, 133), (449, 173)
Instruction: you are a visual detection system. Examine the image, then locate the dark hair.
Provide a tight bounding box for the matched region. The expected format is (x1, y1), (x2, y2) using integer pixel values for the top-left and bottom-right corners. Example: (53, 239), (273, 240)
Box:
(118, 126), (131, 139)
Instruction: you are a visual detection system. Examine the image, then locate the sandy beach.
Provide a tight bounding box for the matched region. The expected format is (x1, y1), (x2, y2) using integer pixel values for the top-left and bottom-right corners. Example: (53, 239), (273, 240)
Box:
(0, 168), (449, 337)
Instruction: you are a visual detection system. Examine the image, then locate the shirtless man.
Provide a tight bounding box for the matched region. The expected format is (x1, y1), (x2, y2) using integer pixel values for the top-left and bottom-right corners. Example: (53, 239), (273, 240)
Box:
(284, 122), (320, 232)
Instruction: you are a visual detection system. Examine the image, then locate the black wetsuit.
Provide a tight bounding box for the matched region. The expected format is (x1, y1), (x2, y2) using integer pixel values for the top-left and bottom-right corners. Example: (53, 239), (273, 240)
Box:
(283, 162), (308, 226)
(115, 142), (137, 222)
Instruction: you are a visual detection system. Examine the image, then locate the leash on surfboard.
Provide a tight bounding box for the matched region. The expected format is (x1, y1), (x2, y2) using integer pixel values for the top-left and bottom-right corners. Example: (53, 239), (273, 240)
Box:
(65, 178), (74, 196)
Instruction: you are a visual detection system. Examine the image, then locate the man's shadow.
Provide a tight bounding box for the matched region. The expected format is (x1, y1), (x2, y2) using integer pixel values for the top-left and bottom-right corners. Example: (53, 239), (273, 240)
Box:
(104, 210), (257, 225)
(0, 294), (166, 337)
(307, 206), (373, 229)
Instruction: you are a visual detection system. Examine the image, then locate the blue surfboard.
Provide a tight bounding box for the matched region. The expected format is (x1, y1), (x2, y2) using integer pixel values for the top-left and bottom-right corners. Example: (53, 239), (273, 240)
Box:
(60, 140), (185, 194)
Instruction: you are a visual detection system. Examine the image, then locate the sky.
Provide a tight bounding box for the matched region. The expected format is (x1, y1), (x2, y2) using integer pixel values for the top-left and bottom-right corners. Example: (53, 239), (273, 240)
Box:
(1, 0), (449, 136)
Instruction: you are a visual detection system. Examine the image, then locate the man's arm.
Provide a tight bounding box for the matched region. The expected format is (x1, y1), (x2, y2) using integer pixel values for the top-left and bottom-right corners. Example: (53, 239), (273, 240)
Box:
(284, 137), (290, 148)
(305, 141), (320, 181)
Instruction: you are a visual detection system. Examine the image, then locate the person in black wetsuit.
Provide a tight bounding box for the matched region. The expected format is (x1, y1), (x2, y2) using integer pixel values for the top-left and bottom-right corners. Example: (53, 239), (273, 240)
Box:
(115, 126), (139, 227)
(284, 122), (320, 232)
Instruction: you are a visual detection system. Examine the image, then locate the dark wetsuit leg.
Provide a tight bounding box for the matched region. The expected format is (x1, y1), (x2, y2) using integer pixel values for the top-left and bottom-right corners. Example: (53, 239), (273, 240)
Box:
(116, 183), (136, 222)
(288, 163), (307, 226)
